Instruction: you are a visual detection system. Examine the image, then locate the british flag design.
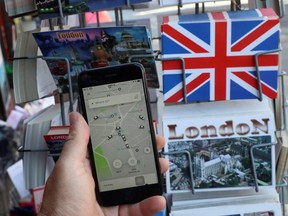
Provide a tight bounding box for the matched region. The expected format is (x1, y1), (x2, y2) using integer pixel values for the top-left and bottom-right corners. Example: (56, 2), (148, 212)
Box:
(161, 8), (280, 102)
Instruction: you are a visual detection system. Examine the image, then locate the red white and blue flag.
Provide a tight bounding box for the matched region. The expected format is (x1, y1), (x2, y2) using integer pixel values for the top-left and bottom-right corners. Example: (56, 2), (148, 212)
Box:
(161, 8), (280, 102)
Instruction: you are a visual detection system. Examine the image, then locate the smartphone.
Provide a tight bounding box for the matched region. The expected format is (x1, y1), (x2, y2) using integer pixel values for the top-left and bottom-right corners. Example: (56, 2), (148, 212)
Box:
(77, 63), (163, 206)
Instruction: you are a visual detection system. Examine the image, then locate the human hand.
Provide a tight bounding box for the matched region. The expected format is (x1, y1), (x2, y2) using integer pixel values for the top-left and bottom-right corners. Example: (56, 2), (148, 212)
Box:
(38, 112), (169, 216)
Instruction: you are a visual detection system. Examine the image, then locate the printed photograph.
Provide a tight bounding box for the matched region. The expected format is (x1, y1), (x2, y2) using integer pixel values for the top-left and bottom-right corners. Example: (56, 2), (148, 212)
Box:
(167, 136), (273, 191)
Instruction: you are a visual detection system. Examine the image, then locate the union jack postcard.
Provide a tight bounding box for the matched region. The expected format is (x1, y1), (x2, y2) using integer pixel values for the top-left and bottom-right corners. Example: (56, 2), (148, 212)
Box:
(161, 8), (280, 102)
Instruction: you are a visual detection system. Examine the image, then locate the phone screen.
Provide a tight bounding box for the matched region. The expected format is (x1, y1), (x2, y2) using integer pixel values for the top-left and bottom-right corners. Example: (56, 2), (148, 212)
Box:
(81, 78), (159, 192)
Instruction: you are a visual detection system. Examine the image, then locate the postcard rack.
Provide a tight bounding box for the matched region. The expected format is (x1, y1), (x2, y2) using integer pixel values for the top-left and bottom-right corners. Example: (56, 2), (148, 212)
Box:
(15, 35), (287, 216)
(14, 55), (76, 155)
(154, 47), (287, 214)
(16, 54), (286, 212)
(13, 0), (151, 156)
(11, 55), (76, 125)
(9, 1), (287, 215)
(126, 44), (284, 193)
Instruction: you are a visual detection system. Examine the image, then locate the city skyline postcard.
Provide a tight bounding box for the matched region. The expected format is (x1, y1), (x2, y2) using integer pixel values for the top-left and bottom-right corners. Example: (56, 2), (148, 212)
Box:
(33, 26), (159, 94)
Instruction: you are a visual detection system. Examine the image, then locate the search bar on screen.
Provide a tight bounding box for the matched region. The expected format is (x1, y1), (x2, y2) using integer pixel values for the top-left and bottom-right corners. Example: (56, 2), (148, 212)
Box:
(89, 92), (141, 108)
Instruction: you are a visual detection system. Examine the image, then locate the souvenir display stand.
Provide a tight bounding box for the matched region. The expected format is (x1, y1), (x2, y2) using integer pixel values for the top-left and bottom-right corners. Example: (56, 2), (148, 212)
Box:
(3, 0), (288, 215)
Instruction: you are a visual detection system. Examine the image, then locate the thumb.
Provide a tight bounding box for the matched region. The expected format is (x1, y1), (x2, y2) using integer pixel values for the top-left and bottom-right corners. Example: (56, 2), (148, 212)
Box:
(59, 112), (90, 161)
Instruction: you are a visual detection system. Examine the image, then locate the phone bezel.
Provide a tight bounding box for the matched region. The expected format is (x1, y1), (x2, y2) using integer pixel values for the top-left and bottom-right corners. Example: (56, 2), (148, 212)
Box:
(77, 63), (163, 206)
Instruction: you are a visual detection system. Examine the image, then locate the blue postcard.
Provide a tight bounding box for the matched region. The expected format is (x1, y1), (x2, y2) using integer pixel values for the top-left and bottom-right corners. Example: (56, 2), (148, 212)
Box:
(33, 26), (159, 93)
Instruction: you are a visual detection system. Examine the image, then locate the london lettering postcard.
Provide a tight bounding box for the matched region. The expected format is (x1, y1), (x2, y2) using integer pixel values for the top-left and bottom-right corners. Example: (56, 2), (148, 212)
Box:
(162, 99), (276, 193)
(33, 26), (159, 94)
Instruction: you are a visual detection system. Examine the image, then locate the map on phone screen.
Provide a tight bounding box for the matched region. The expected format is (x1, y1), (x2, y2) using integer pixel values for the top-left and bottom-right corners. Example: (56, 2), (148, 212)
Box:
(82, 79), (159, 192)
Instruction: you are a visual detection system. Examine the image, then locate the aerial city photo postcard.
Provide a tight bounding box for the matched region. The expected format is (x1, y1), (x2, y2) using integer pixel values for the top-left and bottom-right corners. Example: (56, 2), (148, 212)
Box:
(162, 101), (276, 193)
(166, 135), (273, 192)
